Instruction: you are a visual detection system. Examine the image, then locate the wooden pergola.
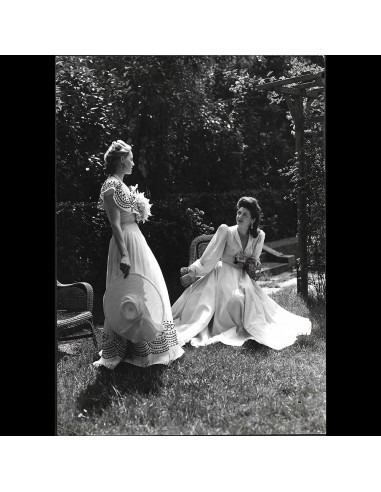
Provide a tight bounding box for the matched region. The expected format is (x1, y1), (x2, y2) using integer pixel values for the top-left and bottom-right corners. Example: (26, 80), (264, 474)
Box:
(254, 71), (325, 299)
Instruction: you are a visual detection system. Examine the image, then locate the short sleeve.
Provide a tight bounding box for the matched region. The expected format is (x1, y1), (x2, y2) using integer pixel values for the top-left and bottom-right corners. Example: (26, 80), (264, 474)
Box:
(97, 179), (138, 213)
(103, 188), (115, 197)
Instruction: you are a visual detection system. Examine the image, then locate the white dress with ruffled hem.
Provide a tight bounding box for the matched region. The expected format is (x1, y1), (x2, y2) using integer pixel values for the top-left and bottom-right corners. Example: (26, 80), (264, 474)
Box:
(93, 178), (184, 368)
(172, 224), (311, 350)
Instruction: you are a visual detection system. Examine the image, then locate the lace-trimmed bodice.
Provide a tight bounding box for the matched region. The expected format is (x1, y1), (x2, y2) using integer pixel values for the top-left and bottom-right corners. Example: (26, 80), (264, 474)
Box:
(98, 178), (140, 215)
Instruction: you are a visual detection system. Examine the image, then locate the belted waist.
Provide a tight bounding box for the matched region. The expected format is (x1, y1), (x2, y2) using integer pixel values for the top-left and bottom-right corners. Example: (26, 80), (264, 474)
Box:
(221, 253), (244, 269)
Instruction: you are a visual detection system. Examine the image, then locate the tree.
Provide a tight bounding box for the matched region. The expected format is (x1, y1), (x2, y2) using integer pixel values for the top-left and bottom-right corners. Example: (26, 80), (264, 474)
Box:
(57, 56), (306, 200)
(56, 56), (121, 202)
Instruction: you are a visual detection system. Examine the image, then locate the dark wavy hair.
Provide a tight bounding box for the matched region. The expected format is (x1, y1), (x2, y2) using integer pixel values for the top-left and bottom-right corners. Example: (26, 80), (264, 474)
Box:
(237, 196), (262, 238)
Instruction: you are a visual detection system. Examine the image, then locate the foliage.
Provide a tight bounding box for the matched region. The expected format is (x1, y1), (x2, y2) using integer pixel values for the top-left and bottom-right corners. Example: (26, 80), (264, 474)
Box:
(56, 201), (110, 289)
(304, 130), (326, 301)
(186, 208), (215, 235)
(308, 269), (326, 302)
(56, 56), (121, 202)
(56, 55), (324, 201)
(275, 57), (326, 299)
(160, 188), (297, 241)
(57, 285), (326, 435)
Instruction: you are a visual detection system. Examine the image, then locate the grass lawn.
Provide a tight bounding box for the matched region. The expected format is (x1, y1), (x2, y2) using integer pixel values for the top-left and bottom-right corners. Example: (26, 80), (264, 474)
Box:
(57, 285), (326, 435)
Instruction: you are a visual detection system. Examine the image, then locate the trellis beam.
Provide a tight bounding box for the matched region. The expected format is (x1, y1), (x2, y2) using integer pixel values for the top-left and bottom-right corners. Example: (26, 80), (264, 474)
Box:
(255, 71), (324, 91)
(280, 87), (322, 98)
(294, 79), (324, 89)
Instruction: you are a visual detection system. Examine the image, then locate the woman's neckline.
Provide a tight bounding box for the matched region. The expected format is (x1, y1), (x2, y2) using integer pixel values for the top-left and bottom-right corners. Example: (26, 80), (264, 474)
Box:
(110, 174), (125, 184)
(236, 225), (251, 250)
(237, 226), (250, 238)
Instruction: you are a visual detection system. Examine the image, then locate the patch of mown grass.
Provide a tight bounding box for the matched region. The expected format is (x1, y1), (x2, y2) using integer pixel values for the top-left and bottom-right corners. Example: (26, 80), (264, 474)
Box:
(57, 285), (325, 435)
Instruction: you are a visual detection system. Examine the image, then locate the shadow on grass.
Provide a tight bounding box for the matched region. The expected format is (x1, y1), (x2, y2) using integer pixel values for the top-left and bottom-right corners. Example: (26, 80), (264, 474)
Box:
(57, 344), (83, 362)
(57, 337), (100, 363)
(57, 349), (74, 363)
(76, 362), (168, 417)
(243, 332), (322, 355)
(240, 339), (272, 357)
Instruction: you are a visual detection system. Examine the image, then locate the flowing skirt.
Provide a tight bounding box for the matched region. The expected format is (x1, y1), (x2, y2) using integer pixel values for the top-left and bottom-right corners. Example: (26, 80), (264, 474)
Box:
(94, 223), (184, 368)
(172, 261), (311, 350)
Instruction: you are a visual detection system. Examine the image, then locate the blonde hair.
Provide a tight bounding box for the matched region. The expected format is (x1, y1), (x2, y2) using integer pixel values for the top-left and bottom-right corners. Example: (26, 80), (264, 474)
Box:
(104, 140), (132, 174)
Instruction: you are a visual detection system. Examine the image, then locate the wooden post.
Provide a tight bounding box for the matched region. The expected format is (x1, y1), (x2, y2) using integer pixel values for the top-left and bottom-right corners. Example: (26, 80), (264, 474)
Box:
(285, 94), (308, 299)
(295, 96), (308, 299)
(254, 72), (324, 300)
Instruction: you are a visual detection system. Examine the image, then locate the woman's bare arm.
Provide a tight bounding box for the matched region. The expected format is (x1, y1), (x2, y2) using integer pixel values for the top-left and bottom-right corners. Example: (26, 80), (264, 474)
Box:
(104, 194), (130, 277)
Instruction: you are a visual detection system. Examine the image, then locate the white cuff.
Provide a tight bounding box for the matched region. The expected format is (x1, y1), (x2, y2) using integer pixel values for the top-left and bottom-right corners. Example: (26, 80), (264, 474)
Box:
(189, 260), (207, 277)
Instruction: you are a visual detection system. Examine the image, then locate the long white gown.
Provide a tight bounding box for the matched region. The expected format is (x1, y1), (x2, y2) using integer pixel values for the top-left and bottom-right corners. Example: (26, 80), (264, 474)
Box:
(172, 224), (311, 350)
(94, 177), (184, 368)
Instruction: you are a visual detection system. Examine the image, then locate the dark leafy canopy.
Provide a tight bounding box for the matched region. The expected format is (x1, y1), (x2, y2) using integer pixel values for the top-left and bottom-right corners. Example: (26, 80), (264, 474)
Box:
(56, 55), (324, 201)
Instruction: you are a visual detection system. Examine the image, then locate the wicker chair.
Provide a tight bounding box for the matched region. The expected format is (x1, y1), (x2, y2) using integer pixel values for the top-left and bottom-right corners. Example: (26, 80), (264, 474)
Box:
(180, 233), (261, 287)
(189, 234), (214, 265)
(57, 280), (98, 349)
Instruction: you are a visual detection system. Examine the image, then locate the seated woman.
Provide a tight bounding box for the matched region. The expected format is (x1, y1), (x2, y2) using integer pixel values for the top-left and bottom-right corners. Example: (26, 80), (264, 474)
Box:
(172, 196), (311, 350)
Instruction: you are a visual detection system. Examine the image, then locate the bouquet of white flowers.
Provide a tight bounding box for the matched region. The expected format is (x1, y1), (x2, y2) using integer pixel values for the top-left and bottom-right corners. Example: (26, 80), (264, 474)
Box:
(129, 185), (152, 223)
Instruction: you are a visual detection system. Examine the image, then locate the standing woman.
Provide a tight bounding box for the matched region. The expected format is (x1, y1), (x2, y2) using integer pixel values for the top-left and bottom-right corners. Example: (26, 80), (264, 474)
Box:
(93, 140), (184, 369)
(172, 196), (311, 350)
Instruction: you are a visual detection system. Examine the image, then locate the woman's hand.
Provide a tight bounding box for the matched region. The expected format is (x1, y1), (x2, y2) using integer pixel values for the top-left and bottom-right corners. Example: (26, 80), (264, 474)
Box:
(180, 267), (190, 276)
(244, 256), (262, 279)
(180, 268), (196, 288)
(235, 252), (247, 264)
(246, 257), (261, 268)
(120, 255), (131, 278)
(252, 258), (261, 268)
